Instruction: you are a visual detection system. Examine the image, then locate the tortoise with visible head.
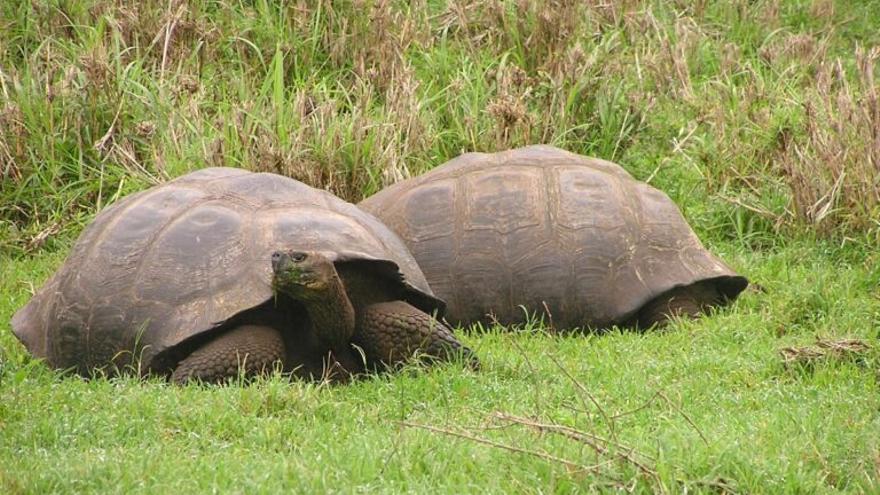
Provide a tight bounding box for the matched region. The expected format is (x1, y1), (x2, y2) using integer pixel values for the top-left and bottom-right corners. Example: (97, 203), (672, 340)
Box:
(12, 168), (475, 384)
(359, 145), (748, 330)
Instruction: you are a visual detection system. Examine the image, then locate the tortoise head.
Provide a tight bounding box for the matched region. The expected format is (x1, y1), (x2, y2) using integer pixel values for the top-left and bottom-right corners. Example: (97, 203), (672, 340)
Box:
(271, 250), (338, 299)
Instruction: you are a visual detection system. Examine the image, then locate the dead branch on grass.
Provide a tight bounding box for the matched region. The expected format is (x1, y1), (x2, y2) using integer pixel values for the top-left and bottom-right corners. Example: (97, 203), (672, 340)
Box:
(490, 412), (658, 479)
(400, 421), (612, 475)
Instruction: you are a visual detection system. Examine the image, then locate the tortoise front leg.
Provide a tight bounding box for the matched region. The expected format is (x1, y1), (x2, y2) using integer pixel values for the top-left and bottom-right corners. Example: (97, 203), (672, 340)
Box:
(353, 301), (479, 370)
(171, 325), (285, 384)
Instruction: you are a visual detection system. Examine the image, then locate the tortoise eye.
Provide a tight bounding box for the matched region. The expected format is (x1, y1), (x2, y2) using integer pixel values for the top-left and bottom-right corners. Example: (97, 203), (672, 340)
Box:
(291, 252), (307, 262)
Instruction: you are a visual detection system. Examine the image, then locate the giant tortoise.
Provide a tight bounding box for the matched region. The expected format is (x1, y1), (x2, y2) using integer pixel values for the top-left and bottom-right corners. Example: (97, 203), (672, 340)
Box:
(12, 168), (474, 383)
(359, 145), (748, 330)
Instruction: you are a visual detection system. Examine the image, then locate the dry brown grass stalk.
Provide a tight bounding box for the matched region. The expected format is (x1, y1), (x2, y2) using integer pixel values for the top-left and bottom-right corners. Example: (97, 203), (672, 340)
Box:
(779, 46), (880, 234)
(404, 407), (737, 492)
(0, 104), (26, 180)
(490, 412), (659, 480)
(400, 420), (604, 474)
(486, 64), (533, 148)
(440, 0), (591, 76)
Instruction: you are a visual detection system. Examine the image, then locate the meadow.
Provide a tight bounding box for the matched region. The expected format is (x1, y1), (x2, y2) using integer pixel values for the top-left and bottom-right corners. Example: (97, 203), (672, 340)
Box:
(1, 0), (879, 492)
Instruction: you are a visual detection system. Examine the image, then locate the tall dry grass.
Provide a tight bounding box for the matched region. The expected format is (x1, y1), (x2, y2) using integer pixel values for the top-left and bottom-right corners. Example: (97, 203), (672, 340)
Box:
(1, 0), (878, 254)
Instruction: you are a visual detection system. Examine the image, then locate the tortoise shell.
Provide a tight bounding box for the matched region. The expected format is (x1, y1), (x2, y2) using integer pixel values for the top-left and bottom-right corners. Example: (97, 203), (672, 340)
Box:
(12, 168), (442, 375)
(359, 145), (748, 329)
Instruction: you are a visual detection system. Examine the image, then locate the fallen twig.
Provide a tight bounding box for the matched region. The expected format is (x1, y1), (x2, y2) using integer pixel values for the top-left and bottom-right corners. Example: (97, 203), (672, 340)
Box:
(491, 412), (658, 479)
(400, 421), (610, 475)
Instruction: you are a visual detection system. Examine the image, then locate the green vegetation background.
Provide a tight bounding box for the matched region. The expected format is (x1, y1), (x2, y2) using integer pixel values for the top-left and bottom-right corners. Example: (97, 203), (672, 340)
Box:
(1, 0), (879, 492)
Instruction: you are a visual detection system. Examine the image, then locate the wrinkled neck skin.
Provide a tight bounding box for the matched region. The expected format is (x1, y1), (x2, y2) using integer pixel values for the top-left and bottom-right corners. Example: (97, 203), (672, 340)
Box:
(292, 270), (356, 350)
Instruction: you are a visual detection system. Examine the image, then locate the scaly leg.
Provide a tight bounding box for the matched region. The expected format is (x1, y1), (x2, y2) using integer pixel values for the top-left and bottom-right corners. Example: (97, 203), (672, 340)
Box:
(354, 301), (478, 369)
(171, 325), (285, 384)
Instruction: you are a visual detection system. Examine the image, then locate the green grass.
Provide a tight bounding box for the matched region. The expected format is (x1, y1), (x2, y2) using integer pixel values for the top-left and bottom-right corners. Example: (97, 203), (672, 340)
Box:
(2, 238), (879, 492)
(2, 0), (880, 492)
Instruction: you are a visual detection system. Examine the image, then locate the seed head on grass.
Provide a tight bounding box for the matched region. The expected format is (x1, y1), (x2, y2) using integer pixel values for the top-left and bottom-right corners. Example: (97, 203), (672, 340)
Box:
(485, 63), (534, 148)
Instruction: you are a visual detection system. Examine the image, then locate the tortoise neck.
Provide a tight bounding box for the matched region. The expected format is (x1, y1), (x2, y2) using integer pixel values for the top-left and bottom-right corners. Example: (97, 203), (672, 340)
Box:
(300, 269), (356, 349)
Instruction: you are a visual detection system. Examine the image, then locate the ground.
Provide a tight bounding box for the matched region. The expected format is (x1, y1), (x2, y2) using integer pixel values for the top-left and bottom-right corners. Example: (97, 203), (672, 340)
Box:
(1, 0), (879, 492)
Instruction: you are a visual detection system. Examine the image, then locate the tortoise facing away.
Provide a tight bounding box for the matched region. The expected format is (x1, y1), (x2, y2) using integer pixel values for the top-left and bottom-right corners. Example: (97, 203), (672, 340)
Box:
(359, 145), (748, 330)
(12, 168), (475, 384)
